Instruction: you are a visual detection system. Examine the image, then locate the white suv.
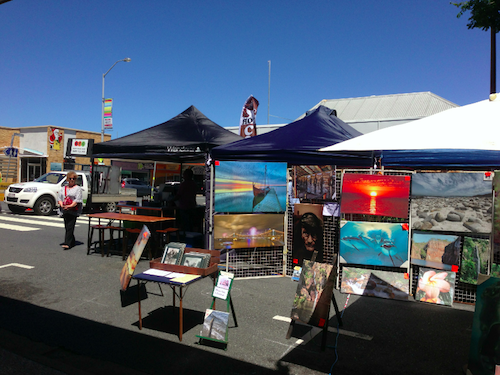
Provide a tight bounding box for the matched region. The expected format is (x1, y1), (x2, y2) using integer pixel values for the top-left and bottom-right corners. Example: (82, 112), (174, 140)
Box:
(5, 171), (89, 215)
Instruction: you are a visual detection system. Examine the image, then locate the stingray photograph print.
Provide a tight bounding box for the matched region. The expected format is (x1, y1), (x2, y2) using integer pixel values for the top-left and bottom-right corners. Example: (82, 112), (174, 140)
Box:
(339, 221), (409, 267)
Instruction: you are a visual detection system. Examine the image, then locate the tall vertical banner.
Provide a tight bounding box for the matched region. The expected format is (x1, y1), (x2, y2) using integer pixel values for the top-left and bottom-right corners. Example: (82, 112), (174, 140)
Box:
(104, 98), (113, 130)
(239, 95), (259, 138)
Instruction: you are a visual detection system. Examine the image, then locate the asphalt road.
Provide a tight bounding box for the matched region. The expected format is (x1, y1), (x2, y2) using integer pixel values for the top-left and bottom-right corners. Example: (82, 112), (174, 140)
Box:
(0, 201), (475, 375)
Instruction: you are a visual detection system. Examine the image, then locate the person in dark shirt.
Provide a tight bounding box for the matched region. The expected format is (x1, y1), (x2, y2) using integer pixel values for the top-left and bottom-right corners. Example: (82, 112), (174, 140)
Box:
(175, 169), (197, 232)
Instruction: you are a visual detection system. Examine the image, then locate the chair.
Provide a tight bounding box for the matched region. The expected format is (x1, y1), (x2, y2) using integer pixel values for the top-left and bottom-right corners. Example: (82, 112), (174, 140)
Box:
(107, 226), (126, 257)
(88, 224), (114, 257)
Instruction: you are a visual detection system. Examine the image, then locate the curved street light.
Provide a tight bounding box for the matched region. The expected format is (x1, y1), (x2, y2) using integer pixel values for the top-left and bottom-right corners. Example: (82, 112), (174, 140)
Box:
(101, 58), (131, 141)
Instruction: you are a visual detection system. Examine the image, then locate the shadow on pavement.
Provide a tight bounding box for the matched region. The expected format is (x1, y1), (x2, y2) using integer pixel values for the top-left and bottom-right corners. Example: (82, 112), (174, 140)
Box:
(281, 295), (473, 375)
(0, 296), (291, 375)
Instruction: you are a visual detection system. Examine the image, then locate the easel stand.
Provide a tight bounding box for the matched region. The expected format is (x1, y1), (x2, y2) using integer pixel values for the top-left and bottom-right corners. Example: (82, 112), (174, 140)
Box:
(196, 271), (237, 349)
(286, 253), (342, 351)
(286, 292), (343, 351)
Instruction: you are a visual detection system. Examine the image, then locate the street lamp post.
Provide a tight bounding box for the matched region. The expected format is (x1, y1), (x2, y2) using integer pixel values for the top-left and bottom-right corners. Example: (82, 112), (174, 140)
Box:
(101, 58), (131, 142)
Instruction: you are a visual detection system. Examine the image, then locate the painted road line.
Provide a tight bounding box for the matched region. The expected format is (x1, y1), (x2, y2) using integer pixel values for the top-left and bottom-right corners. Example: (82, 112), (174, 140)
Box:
(0, 223), (40, 231)
(0, 214), (87, 223)
(0, 216), (68, 228)
(0, 263), (34, 269)
(273, 315), (373, 341)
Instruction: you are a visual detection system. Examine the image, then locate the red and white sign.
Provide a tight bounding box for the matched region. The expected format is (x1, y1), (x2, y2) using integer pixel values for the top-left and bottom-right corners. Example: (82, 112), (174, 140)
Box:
(239, 95), (259, 138)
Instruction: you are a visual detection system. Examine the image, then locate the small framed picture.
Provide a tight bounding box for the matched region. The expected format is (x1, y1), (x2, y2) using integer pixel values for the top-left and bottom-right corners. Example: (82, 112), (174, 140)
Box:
(181, 253), (205, 268)
(161, 245), (181, 264)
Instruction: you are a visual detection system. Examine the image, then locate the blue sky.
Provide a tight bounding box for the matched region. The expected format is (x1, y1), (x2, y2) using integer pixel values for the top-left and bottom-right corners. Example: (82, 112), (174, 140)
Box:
(0, 0), (494, 138)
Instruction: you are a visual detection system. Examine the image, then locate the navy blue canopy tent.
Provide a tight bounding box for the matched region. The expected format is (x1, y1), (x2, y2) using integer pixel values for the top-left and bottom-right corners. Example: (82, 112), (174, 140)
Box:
(211, 105), (372, 166)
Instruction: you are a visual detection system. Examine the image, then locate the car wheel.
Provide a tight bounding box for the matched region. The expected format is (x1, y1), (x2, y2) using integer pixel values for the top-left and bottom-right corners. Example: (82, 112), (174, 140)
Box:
(34, 196), (55, 216)
(8, 204), (26, 213)
(103, 202), (117, 212)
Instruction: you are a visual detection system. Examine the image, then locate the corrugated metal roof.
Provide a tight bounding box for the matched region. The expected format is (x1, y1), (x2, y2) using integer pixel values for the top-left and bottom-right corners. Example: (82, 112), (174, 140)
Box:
(301, 92), (458, 122)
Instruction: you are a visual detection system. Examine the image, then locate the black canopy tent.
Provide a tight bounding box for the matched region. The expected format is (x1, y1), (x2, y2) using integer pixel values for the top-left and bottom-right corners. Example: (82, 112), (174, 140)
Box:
(91, 106), (242, 249)
(210, 105), (372, 166)
(92, 105), (242, 163)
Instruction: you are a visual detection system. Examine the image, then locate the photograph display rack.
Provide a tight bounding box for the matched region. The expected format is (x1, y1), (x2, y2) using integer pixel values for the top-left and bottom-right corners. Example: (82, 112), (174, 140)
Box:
(150, 247), (220, 276)
(196, 271), (238, 349)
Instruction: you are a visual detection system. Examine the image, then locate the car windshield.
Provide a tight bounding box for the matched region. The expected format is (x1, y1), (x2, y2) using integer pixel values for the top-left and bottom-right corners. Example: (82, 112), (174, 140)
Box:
(34, 173), (66, 184)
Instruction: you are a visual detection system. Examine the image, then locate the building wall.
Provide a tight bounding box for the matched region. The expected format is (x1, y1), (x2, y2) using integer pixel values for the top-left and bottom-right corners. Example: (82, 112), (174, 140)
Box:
(0, 125), (111, 182)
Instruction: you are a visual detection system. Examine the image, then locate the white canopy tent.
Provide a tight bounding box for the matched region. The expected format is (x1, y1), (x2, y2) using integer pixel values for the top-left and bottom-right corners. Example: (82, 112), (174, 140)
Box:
(320, 95), (500, 152)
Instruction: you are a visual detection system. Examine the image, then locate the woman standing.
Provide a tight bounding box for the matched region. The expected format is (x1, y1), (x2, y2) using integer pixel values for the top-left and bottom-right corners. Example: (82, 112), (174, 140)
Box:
(57, 171), (83, 249)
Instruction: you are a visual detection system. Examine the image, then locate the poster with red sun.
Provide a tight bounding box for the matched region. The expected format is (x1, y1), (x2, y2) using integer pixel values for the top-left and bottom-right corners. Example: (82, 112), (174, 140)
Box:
(340, 174), (411, 218)
(213, 214), (284, 250)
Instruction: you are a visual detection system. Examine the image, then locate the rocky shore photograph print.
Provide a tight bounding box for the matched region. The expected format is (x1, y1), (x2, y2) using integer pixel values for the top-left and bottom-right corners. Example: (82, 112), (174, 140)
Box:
(411, 173), (493, 234)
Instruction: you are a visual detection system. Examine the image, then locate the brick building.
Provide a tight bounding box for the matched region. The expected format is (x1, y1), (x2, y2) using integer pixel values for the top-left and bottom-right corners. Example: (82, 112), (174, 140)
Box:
(0, 126), (110, 183)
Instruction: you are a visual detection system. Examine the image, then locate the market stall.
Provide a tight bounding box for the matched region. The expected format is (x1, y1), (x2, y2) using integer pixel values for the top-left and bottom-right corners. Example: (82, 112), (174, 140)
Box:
(92, 105), (243, 247)
(317, 96), (500, 310)
(210, 105), (371, 277)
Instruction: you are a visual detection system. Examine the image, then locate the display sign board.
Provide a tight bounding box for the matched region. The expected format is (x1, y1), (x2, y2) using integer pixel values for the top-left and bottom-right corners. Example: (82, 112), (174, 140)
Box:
(66, 139), (94, 157)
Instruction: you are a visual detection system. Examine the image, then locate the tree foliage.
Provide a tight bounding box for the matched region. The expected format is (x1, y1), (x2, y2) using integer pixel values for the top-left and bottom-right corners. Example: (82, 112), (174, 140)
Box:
(453, 0), (500, 31)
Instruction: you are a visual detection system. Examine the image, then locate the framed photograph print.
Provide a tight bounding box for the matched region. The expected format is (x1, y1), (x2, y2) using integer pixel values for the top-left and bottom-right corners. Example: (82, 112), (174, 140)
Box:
(340, 173), (411, 219)
(411, 172), (492, 233)
(339, 221), (409, 268)
(214, 161), (287, 213)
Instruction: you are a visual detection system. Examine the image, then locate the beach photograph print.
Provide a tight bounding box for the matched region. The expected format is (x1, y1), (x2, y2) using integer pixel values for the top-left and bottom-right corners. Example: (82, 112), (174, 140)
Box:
(294, 165), (336, 200)
(411, 232), (461, 271)
(214, 161), (287, 213)
(290, 260), (336, 328)
(411, 172), (493, 233)
(340, 174), (411, 218)
(200, 309), (230, 342)
(293, 203), (324, 266)
(340, 267), (409, 301)
(415, 267), (456, 306)
(213, 214), (284, 250)
(460, 237), (490, 285)
(339, 221), (409, 267)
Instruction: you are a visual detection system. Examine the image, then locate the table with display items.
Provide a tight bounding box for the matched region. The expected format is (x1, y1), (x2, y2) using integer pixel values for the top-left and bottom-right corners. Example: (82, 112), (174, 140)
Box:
(87, 212), (176, 258)
(133, 251), (220, 341)
(117, 204), (169, 217)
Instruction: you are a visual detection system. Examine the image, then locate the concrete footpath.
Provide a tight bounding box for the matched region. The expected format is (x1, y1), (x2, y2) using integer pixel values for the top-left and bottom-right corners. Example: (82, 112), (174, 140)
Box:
(0, 276), (474, 375)
(0, 207), (475, 375)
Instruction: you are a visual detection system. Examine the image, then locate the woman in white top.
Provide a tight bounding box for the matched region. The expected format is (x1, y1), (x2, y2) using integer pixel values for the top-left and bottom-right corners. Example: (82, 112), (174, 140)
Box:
(57, 171), (83, 249)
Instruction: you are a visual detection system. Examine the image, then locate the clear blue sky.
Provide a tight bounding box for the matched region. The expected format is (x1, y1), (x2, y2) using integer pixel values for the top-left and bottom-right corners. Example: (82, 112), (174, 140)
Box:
(0, 0), (494, 138)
